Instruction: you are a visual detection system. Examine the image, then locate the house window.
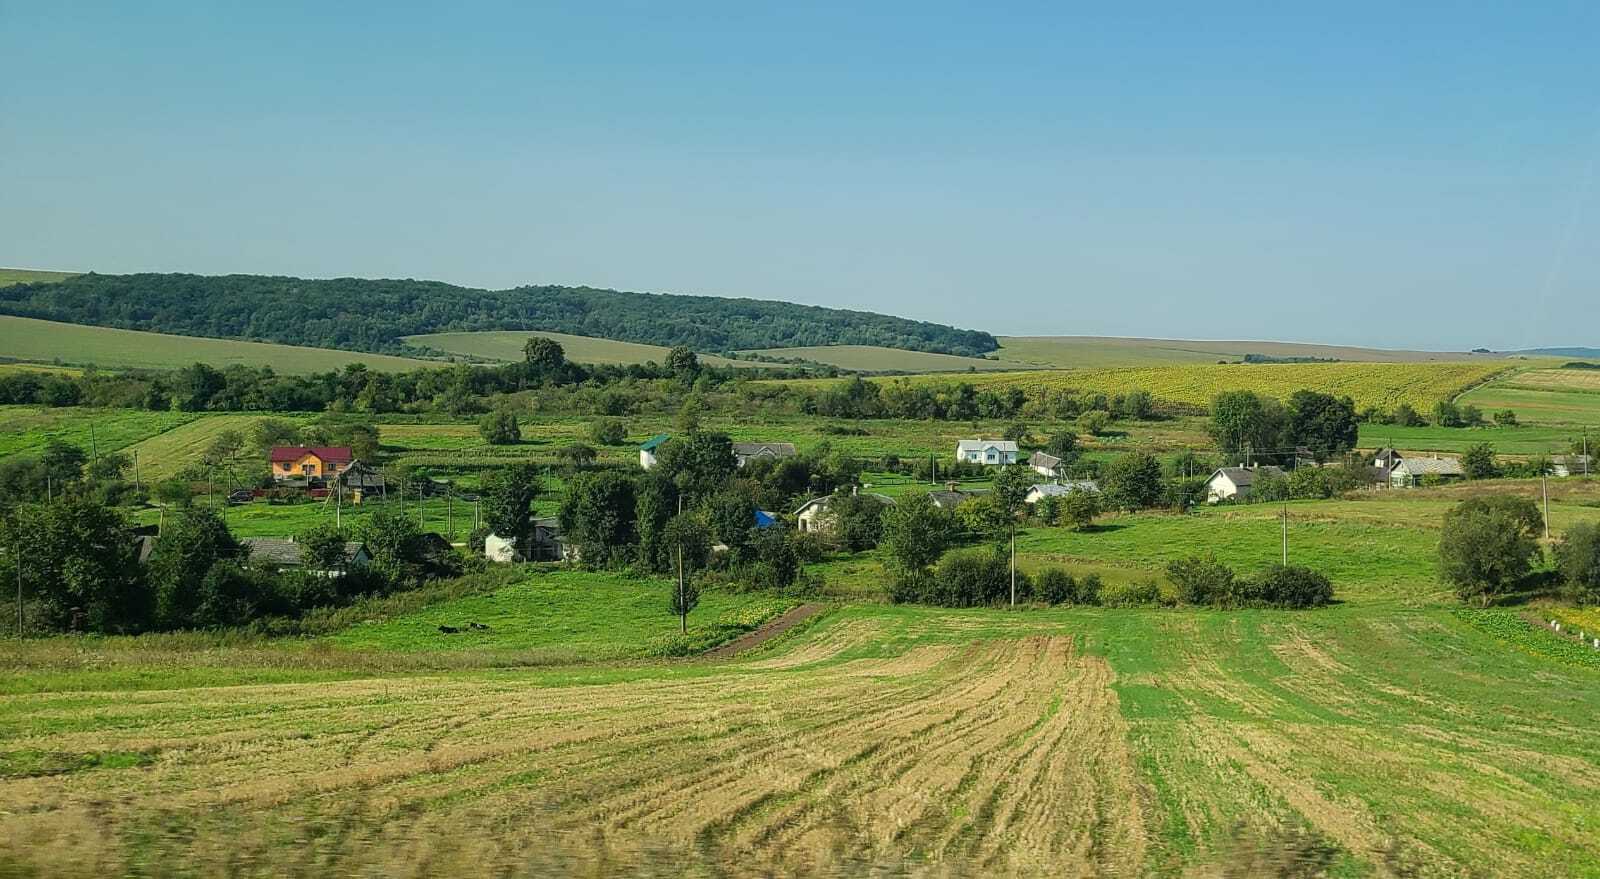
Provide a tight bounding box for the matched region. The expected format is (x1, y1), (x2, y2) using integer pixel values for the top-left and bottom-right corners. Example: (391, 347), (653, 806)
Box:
(302, 463), (315, 475)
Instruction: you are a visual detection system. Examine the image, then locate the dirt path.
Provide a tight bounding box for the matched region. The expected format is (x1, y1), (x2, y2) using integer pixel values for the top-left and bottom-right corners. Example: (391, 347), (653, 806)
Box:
(702, 603), (825, 660)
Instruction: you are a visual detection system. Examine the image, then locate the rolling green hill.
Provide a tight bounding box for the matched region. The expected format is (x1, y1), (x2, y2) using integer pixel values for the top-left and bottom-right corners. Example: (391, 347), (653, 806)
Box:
(0, 315), (438, 373)
(738, 344), (1034, 372)
(0, 268), (77, 287)
(0, 271), (998, 357)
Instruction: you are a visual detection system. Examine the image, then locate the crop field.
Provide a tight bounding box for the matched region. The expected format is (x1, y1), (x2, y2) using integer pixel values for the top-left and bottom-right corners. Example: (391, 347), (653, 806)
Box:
(0, 267), (77, 287)
(119, 414), (291, 482)
(0, 406), (200, 460)
(403, 330), (770, 368)
(1356, 422), (1592, 457)
(738, 344), (1033, 372)
(777, 362), (1510, 413)
(994, 335), (1485, 368)
(1460, 385), (1600, 426)
(0, 315), (438, 373)
(1495, 367), (1600, 393)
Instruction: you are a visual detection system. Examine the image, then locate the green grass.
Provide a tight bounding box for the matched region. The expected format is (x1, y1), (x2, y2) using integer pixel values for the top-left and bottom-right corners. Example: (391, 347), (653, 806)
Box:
(0, 406), (201, 459)
(0, 268), (77, 288)
(329, 570), (794, 658)
(1459, 385), (1600, 426)
(994, 335), (1492, 368)
(738, 344), (1033, 372)
(1357, 422), (1591, 456)
(403, 329), (772, 368)
(0, 315), (439, 373)
(119, 414), (289, 482)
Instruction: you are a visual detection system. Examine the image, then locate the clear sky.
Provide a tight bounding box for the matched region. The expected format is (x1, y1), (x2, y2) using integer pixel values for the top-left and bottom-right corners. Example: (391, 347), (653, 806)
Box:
(2, 2), (1596, 350)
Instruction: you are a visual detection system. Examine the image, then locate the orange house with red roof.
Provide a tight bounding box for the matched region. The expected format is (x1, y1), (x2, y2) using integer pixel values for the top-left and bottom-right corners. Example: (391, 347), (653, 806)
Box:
(269, 446), (354, 482)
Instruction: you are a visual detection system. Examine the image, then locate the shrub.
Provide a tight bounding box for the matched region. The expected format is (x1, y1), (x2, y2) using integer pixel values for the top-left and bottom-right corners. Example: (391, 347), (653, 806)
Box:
(1493, 409), (1518, 426)
(478, 409), (521, 445)
(1036, 568), (1076, 605)
(1100, 578), (1163, 607)
(1077, 410), (1112, 436)
(1166, 553), (1237, 606)
(1557, 522), (1600, 604)
(1247, 564), (1334, 608)
(1461, 443), (1498, 480)
(1439, 496), (1542, 606)
(590, 419), (628, 446)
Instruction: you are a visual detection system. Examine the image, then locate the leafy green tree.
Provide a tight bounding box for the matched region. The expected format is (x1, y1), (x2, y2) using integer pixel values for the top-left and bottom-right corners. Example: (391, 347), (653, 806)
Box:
(202, 429), (245, 466)
(1247, 564), (1334, 608)
(635, 471), (681, 573)
(359, 504), (423, 590)
(956, 494), (1012, 542)
(1061, 489), (1103, 531)
(478, 409), (521, 445)
(192, 562), (276, 628)
(1044, 431), (1080, 464)
(880, 493), (956, 577)
(559, 443), (597, 471)
(654, 431), (737, 500)
(559, 470), (638, 566)
(1002, 422), (1029, 444)
(1101, 452), (1163, 511)
(1433, 400), (1464, 427)
(299, 524), (353, 576)
(1392, 403), (1424, 427)
(590, 419), (628, 446)
(154, 477), (194, 508)
(480, 463), (543, 543)
(1207, 391), (1286, 461)
(1438, 496), (1542, 606)
(826, 491), (887, 552)
(1460, 404), (1483, 426)
(665, 346), (700, 374)
(1461, 443), (1498, 480)
(1557, 522), (1600, 603)
(663, 514), (708, 631)
(748, 527), (801, 590)
(39, 440), (87, 486)
(0, 497), (148, 632)
(707, 486), (757, 561)
(1286, 390), (1357, 459)
(149, 508), (241, 629)
(991, 464), (1034, 515)
(523, 336), (566, 374)
(1167, 553), (1238, 606)
(1077, 410), (1111, 437)
(1493, 409), (1518, 427)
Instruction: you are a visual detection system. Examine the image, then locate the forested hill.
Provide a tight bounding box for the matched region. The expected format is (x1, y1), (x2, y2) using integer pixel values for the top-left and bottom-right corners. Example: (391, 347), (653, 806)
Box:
(0, 272), (998, 357)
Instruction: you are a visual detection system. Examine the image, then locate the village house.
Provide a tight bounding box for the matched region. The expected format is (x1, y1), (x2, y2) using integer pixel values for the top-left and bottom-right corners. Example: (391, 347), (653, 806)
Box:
(927, 483), (984, 510)
(638, 434), (669, 470)
(1388, 455), (1464, 488)
(241, 536), (369, 575)
(1028, 451), (1064, 478)
(1024, 481), (1100, 505)
(487, 518), (573, 563)
(955, 439), (1019, 466)
(793, 491), (895, 534)
(269, 446), (353, 483)
(733, 442), (798, 468)
(1552, 455), (1593, 478)
(1205, 465), (1286, 503)
(335, 460), (386, 502)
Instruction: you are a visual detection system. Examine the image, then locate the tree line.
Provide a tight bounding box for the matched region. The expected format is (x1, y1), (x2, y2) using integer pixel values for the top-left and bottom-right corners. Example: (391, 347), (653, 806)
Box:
(0, 272), (999, 357)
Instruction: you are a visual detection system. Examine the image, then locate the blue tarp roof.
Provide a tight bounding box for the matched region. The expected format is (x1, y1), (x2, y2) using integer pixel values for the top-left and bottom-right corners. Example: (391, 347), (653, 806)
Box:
(754, 510), (777, 529)
(639, 434), (670, 451)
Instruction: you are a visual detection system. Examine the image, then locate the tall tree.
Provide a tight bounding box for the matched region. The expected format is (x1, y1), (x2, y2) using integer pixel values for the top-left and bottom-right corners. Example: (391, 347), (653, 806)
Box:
(1438, 496), (1542, 606)
(1101, 452), (1164, 511)
(1, 496), (147, 632)
(559, 470), (639, 566)
(480, 463), (543, 542)
(1286, 391), (1358, 459)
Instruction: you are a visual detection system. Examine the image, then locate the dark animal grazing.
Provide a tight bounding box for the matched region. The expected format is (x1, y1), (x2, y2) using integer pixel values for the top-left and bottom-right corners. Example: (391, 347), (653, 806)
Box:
(438, 625), (462, 634)
(469, 622), (490, 631)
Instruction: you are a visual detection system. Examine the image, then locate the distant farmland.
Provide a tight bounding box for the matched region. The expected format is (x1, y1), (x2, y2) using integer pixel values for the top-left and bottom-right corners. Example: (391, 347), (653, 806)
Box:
(739, 344), (1033, 372)
(405, 329), (773, 368)
(0, 268), (77, 288)
(777, 361), (1511, 413)
(0, 315), (439, 373)
(995, 335), (1491, 368)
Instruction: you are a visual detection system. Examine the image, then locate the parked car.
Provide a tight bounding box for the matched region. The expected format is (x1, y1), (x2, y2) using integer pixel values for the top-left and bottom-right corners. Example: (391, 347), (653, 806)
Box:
(227, 489), (254, 505)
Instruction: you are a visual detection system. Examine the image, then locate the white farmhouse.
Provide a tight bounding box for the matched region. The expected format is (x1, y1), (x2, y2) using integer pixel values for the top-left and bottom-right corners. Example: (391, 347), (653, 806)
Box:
(1024, 482), (1099, 504)
(1204, 466), (1285, 503)
(639, 434), (669, 470)
(793, 491), (895, 534)
(1388, 456), (1464, 487)
(955, 440), (1019, 466)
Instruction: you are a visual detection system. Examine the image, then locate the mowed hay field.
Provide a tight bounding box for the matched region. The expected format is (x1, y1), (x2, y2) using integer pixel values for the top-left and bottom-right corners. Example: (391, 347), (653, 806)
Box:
(4, 593), (1599, 876)
(0, 268), (77, 287)
(0, 315), (438, 373)
(780, 361), (1510, 412)
(404, 330), (771, 368)
(738, 344), (1033, 372)
(0, 406), (201, 459)
(120, 414), (287, 481)
(994, 336), (1485, 368)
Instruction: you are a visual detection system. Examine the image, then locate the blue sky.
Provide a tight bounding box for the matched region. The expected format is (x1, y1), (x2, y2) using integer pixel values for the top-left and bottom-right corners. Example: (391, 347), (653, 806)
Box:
(2, 2), (1596, 349)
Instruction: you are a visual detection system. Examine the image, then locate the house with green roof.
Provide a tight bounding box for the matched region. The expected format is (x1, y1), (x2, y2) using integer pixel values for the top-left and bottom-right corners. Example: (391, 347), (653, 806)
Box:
(639, 434), (670, 470)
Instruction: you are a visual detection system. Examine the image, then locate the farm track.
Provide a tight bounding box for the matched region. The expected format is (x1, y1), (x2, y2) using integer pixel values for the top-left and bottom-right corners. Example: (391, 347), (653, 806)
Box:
(0, 635), (1144, 878)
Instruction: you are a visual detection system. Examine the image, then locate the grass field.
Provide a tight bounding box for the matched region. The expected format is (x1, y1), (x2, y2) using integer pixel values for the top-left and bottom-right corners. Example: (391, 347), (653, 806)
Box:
(738, 344), (1034, 372)
(403, 330), (770, 368)
(0, 268), (77, 287)
(994, 335), (1489, 368)
(780, 361), (1510, 413)
(1356, 422), (1592, 457)
(0, 315), (439, 373)
(118, 414), (289, 482)
(0, 406), (201, 460)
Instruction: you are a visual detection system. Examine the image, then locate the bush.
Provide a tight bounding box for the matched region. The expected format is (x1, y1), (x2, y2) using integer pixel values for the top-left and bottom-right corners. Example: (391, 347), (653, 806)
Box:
(1166, 553), (1238, 606)
(590, 419), (628, 445)
(1557, 522), (1600, 604)
(1493, 409), (1518, 426)
(1100, 578), (1163, 607)
(1035, 568), (1102, 605)
(1077, 410), (1112, 436)
(1246, 564), (1334, 608)
(1439, 496), (1542, 606)
(890, 547), (1023, 607)
(478, 409), (521, 445)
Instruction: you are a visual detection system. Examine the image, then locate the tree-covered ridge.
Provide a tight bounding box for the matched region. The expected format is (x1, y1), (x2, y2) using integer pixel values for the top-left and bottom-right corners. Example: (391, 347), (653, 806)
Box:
(0, 272), (999, 357)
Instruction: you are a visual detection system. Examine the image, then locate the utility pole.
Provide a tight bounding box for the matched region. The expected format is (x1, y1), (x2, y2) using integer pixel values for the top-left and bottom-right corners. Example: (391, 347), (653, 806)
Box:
(1009, 521), (1017, 608)
(89, 422), (98, 463)
(1281, 500), (1288, 565)
(448, 486), (454, 541)
(1542, 475), (1550, 540)
(132, 449), (140, 492)
(336, 481), (342, 529)
(677, 543), (687, 634)
(1585, 428), (1590, 476)
(15, 535), (22, 637)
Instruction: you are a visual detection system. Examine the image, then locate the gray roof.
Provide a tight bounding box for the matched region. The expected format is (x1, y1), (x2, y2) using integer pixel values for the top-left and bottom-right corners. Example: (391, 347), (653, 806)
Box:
(1210, 466), (1285, 487)
(1394, 456), (1463, 477)
(243, 537), (365, 567)
(733, 442), (797, 459)
(1029, 451), (1062, 469)
(1026, 481), (1099, 499)
(957, 439), (1019, 453)
(927, 489), (977, 508)
(794, 492), (896, 515)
